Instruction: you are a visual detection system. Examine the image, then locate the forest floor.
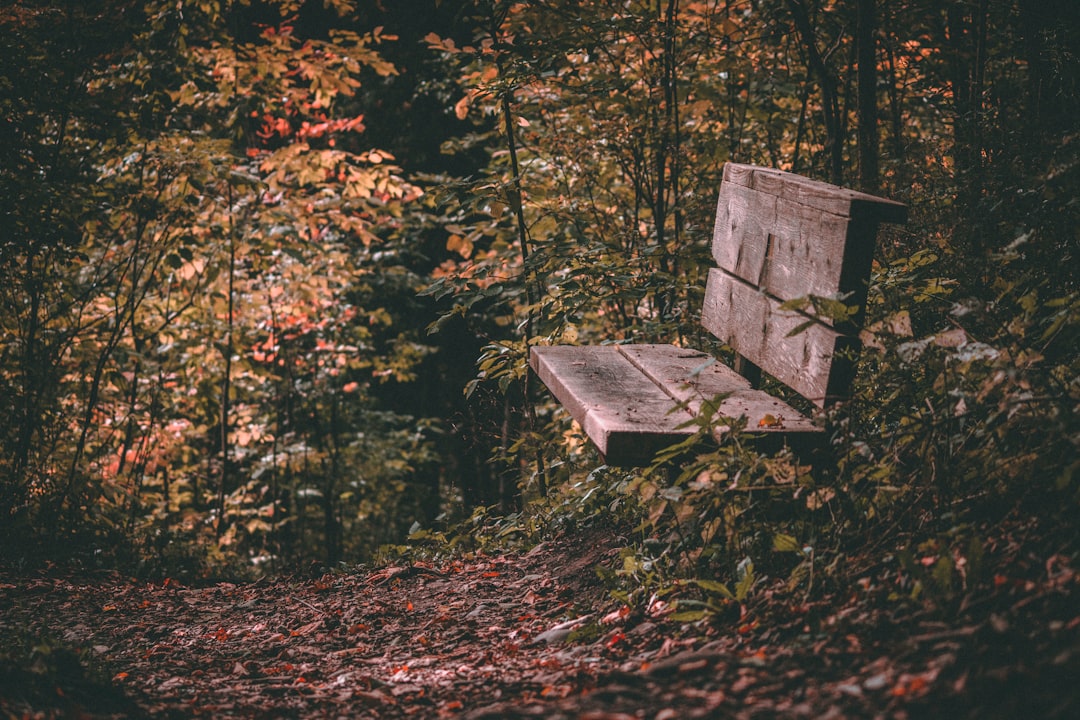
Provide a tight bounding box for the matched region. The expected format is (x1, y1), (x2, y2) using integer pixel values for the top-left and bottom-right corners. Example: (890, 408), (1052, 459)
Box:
(1, 523), (1077, 720)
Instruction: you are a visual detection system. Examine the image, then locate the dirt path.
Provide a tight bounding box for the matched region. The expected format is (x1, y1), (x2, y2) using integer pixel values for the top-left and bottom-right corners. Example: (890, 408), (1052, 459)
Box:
(2, 528), (1077, 719)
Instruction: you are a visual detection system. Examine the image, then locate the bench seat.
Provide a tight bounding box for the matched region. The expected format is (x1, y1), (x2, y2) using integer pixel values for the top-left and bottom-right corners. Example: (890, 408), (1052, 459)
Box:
(530, 343), (818, 466)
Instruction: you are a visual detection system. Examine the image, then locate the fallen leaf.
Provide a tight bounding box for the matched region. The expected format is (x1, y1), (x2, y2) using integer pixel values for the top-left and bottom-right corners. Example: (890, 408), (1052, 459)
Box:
(602, 605), (631, 624)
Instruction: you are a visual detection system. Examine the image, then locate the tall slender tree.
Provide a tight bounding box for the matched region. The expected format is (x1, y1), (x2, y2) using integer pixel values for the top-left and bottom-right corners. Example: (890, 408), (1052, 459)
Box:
(856, 0), (879, 192)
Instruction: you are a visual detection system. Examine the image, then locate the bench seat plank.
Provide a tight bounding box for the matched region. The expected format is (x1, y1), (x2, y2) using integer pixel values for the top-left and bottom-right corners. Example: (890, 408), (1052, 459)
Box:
(530, 345), (697, 465)
(617, 344), (820, 434)
(530, 344), (819, 466)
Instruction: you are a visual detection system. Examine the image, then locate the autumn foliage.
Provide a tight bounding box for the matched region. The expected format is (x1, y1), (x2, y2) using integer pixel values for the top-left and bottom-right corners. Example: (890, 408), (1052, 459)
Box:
(0, 0), (1076, 600)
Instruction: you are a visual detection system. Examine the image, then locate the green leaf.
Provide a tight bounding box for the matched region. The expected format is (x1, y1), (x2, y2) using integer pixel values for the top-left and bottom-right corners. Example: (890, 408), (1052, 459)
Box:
(785, 319), (817, 338)
(668, 609), (710, 622)
(772, 533), (801, 553)
(690, 578), (735, 599)
(735, 558), (755, 601)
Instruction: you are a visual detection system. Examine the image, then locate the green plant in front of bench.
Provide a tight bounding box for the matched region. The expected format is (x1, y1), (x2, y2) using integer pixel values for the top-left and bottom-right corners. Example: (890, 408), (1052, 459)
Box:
(608, 411), (829, 598)
(530, 163), (908, 466)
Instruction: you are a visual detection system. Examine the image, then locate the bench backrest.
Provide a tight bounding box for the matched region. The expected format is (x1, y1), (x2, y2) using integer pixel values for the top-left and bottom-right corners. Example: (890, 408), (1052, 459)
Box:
(701, 163), (907, 407)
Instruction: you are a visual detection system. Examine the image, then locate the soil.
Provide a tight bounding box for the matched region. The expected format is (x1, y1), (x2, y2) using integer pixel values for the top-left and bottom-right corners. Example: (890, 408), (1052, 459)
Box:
(1, 526), (1077, 719)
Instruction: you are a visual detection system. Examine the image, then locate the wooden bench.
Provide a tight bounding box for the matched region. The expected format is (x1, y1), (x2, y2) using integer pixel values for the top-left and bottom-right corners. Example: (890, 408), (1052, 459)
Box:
(529, 163), (907, 466)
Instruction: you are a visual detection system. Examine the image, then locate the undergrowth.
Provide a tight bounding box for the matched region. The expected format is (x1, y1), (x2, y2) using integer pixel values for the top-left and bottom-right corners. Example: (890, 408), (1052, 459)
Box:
(393, 186), (1079, 626)
(0, 625), (134, 719)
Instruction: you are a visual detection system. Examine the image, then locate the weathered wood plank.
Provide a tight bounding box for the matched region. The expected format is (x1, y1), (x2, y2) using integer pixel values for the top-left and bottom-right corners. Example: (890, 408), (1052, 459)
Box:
(529, 345), (697, 465)
(713, 178), (894, 331)
(713, 182), (860, 308)
(701, 269), (859, 406)
(616, 344), (821, 435)
(722, 163), (908, 225)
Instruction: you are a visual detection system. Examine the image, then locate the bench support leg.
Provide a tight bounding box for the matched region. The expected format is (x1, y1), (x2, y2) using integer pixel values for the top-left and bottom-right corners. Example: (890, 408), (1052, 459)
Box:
(734, 354), (762, 388)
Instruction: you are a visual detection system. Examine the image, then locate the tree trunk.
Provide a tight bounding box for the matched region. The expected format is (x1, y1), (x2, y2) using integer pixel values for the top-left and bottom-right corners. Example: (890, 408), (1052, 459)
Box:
(1018, 0), (1080, 141)
(944, 0), (990, 257)
(216, 193), (237, 537)
(856, 0), (879, 193)
(12, 251), (42, 490)
(787, 0), (844, 184)
(883, 41), (905, 163)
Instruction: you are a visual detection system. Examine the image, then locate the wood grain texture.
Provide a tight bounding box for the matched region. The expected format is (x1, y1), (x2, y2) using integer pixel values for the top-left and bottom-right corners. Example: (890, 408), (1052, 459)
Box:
(529, 345), (696, 465)
(722, 163), (908, 225)
(530, 344), (822, 465)
(713, 182), (856, 306)
(616, 344), (820, 435)
(701, 269), (858, 406)
(713, 172), (898, 330)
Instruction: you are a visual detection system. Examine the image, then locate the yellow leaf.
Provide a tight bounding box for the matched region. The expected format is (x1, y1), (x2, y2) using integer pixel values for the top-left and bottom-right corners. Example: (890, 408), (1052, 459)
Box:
(773, 533), (801, 552)
(758, 414), (784, 428)
(446, 233), (473, 259)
